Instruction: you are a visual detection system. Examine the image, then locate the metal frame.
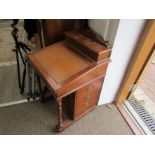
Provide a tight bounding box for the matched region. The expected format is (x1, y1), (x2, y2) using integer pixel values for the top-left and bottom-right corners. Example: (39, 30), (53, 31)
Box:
(11, 20), (42, 100)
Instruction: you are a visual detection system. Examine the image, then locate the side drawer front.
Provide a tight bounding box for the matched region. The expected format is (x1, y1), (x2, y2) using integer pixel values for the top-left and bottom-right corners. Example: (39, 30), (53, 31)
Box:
(74, 78), (104, 119)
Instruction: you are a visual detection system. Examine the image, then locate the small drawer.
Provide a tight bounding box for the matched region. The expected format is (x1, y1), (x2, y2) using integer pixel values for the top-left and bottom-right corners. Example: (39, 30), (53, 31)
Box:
(73, 78), (104, 119)
(76, 83), (94, 98)
(76, 88), (99, 104)
(87, 98), (98, 109)
(74, 97), (97, 117)
(74, 101), (96, 118)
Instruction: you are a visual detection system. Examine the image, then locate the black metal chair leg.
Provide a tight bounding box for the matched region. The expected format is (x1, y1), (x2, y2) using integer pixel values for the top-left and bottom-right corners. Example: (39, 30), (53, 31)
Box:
(12, 20), (38, 101)
(15, 49), (22, 90)
(21, 64), (26, 94)
(27, 62), (31, 101)
(36, 75), (43, 101)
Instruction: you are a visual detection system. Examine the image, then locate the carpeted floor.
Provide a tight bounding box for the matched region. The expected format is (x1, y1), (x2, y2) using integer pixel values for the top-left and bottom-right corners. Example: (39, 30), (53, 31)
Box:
(0, 100), (134, 135)
(0, 20), (42, 104)
(0, 20), (25, 64)
(0, 64), (25, 104)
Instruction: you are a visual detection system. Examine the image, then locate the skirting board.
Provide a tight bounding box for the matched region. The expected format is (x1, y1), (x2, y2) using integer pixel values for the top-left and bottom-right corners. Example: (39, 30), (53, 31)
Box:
(0, 98), (39, 108)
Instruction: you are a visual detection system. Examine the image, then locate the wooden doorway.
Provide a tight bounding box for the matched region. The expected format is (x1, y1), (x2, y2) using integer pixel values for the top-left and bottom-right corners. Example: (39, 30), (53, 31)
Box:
(115, 20), (155, 134)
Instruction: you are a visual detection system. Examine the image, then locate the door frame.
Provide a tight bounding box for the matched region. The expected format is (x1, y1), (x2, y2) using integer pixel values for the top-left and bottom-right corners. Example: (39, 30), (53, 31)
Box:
(115, 19), (155, 106)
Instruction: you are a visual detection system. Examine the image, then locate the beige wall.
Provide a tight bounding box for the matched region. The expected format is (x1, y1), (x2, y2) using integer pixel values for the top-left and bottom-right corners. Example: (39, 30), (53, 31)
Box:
(89, 19), (120, 47)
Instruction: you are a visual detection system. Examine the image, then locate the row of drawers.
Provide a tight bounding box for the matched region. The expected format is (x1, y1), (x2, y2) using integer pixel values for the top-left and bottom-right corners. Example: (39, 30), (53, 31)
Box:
(74, 78), (104, 119)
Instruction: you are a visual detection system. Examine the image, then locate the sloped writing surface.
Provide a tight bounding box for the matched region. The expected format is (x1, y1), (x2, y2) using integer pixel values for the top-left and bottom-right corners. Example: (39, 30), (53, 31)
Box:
(33, 41), (92, 84)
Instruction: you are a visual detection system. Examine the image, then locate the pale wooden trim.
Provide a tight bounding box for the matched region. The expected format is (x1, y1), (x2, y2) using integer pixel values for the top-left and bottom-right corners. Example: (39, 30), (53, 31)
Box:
(115, 20), (155, 106)
(117, 103), (143, 135)
(129, 48), (155, 98)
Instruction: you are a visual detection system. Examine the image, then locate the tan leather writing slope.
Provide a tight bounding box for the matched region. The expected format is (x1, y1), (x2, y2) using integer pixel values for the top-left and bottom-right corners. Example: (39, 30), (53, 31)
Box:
(30, 41), (92, 83)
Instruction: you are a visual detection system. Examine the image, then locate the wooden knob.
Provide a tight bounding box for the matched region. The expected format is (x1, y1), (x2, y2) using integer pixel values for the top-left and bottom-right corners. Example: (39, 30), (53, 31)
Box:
(85, 94), (91, 100)
(84, 102), (89, 106)
(88, 84), (94, 91)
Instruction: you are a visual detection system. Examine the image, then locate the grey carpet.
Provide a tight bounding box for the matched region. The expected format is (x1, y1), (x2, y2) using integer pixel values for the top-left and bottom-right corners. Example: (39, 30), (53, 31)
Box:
(0, 19), (26, 103)
(0, 64), (25, 103)
(0, 21), (41, 104)
(0, 100), (134, 135)
(0, 20), (24, 64)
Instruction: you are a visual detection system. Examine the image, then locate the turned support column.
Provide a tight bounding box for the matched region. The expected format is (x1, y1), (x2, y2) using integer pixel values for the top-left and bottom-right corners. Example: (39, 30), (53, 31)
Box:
(57, 97), (63, 131)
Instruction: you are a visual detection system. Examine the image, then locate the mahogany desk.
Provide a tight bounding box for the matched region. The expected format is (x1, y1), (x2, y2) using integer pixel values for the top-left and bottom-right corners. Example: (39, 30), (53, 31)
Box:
(28, 31), (111, 131)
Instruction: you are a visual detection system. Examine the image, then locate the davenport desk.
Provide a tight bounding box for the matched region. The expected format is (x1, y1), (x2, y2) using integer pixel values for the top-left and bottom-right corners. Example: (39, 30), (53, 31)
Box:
(28, 31), (111, 131)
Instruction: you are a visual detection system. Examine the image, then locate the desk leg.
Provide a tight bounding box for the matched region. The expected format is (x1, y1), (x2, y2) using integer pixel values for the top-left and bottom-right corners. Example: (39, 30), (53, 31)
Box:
(57, 98), (63, 131)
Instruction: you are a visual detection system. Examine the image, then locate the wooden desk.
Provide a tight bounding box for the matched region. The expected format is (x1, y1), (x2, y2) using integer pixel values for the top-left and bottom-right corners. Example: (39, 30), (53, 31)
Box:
(28, 31), (111, 131)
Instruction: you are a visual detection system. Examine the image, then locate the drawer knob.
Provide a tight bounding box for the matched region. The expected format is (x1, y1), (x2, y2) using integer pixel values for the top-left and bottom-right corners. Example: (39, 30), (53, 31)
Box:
(84, 102), (89, 106)
(85, 94), (91, 100)
(88, 85), (94, 91)
(84, 103), (89, 112)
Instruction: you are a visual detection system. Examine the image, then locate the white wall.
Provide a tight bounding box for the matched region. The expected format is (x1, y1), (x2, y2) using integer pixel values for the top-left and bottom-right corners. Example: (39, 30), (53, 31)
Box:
(89, 19), (120, 47)
(89, 19), (146, 105)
